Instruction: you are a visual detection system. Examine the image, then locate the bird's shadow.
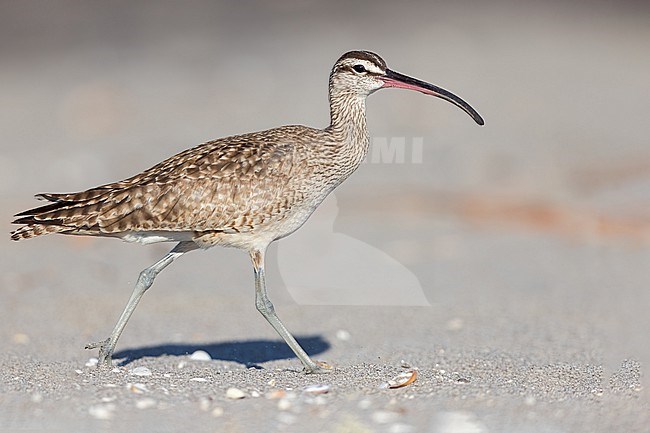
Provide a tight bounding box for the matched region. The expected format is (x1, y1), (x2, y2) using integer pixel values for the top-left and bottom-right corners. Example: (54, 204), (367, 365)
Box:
(112, 335), (329, 369)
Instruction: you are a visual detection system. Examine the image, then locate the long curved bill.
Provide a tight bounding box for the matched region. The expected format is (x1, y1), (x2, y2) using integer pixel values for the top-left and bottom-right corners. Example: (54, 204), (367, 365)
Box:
(381, 69), (484, 126)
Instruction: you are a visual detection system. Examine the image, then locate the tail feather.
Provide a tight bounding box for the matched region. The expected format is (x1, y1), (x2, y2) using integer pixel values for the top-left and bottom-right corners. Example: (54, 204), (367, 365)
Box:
(11, 224), (70, 241)
(11, 184), (154, 241)
(14, 200), (73, 217)
(11, 192), (100, 241)
(36, 190), (110, 203)
(11, 149), (200, 241)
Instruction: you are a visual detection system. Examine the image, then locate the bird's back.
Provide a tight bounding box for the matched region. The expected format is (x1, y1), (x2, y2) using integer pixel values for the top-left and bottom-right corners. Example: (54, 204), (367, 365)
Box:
(11, 125), (344, 246)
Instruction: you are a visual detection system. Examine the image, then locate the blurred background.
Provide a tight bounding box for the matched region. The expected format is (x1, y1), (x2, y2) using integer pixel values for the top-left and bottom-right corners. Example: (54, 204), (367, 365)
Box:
(1, 0), (649, 380)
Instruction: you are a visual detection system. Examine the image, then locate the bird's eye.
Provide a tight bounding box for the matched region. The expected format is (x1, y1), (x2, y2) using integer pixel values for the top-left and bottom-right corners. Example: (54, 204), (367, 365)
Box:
(352, 64), (367, 73)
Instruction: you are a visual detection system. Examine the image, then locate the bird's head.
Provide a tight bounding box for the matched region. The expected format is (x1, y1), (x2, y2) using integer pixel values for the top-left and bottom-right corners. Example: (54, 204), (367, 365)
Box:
(330, 50), (484, 126)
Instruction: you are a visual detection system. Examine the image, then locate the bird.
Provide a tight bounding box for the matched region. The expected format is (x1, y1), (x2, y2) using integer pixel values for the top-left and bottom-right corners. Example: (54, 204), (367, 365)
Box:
(11, 50), (483, 374)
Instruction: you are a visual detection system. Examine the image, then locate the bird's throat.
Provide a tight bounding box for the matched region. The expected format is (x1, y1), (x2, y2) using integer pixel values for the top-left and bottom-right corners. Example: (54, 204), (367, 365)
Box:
(327, 92), (370, 165)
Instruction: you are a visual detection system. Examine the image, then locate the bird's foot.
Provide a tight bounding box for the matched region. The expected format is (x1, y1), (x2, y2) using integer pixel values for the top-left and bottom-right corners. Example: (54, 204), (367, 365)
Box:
(303, 360), (334, 374)
(84, 338), (114, 368)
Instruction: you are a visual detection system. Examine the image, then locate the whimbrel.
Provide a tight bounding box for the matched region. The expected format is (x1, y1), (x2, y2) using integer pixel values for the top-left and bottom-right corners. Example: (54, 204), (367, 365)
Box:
(12, 51), (483, 373)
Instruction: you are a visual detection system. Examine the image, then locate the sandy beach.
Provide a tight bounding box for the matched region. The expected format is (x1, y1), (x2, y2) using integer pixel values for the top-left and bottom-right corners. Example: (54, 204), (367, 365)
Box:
(1, 1), (649, 432)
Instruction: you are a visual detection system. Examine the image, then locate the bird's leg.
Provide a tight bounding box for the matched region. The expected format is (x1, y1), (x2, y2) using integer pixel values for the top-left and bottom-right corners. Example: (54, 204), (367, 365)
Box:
(250, 248), (331, 374)
(86, 241), (198, 367)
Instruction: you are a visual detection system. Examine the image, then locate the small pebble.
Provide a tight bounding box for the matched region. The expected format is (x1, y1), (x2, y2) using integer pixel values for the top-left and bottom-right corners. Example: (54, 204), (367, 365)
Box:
(303, 384), (330, 395)
(75, 369), (83, 375)
(211, 407), (224, 417)
(130, 366), (152, 377)
(190, 350), (212, 361)
(88, 404), (115, 420)
(190, 377), (208, 383)
(135, 398), (156, 409)
(127, 383), (149, 394)
(198, 397), (212, 411)
(250, 390), (261, 398)
(446, 317), (464, 331)
(13, 333), (30, 344)
(177, 361), (187, 369)
(266, 389), (286, 399)
(387, 370), (417, 389)
(225, 387), (246, 399)
(277, 398), (292, 411)
(335, 329), (351, 341)
(85, 358), (99, 367)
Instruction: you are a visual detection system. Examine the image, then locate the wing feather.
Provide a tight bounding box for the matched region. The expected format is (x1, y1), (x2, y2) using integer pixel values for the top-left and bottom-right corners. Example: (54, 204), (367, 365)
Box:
(11, 125), (323, 241)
